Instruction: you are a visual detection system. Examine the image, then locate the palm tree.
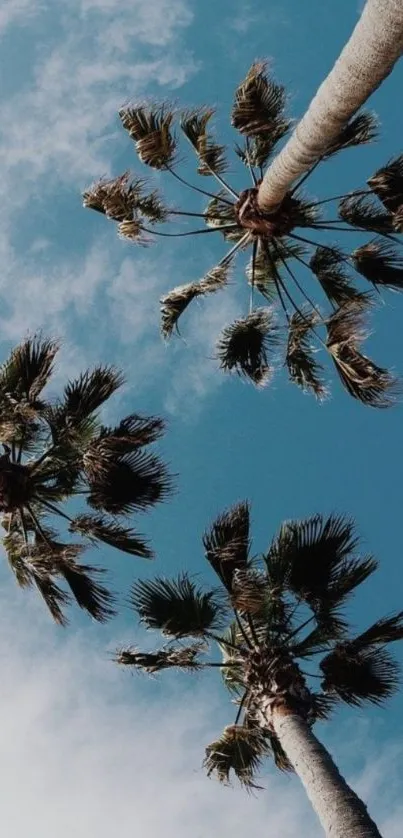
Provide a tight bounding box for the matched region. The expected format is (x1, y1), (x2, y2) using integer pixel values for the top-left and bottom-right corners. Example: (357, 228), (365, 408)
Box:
(116, 503), (403, 838)
(0, 334), (172, 625)
(84, 62), (403, 408)
(259, 0), (403, 211)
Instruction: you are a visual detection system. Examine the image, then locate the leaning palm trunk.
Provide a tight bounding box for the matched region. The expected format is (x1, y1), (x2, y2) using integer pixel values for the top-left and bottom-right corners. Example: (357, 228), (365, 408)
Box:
(258, 0), (403, 211)
(271, 708), (382, 838)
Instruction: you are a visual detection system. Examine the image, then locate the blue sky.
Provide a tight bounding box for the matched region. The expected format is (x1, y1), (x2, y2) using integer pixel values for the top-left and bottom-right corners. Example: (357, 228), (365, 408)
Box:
(1, 1), (403, 835)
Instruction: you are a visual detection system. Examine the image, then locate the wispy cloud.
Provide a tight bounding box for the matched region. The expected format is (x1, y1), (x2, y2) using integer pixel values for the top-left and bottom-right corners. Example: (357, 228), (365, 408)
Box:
(0, 0), (38, 37)
(1, 586), (402, 838)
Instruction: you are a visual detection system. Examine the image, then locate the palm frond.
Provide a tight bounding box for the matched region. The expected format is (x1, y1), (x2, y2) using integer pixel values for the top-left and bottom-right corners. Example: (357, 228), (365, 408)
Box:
(58, 560), (116, 622)
(204, 194), (243, 242)
(180, 107), (228, 175)
(203, 501), (250, 590)
(119, 104), (177, 169)
(0, 335), (59, 404)
(33, 573), (71, 626)
(286, 310), (327, 399)
(320, 645), (400, 707)
(265, 730), (293, 771)
(338, 196), (393, 234)
(269, 514), (369, 632)
(136, 190), (169, 223)
(246, 243), (279, 301)
(160, 262), (232, 339)
(115, 643), (204, 673)
(368, 154), (403, 213)
(309, 246), (365, 307)
(326, 301), (398, 408)
(231, 567), (269, 615)
(218, 624), (245, 694)
(91, 414), (165, 453)
(160, 282), (201, 338)
(87, 449), (172, 514)
(324, 111), (378, 157)
(53, 366), (124, 435)
(393, 206), (403, 233)
(310, 692), (340, 721)
(117, 219), (150, 245)
(350, 612), (403, 651)
(235, 127), (289, 169)
(231, 62), (290, 160)
(353, 240), (403, 291)
(82, 173), (143, 221)
(130, 574), (224, 637)
(204, 724), (269, 787)
(216, 308), (280, 386)
(70, 513), (152, 558)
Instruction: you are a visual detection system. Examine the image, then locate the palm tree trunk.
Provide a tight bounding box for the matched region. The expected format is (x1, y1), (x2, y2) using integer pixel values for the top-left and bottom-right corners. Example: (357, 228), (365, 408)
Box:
(272, 706), (383, 838)
(258, 0), (403, 212)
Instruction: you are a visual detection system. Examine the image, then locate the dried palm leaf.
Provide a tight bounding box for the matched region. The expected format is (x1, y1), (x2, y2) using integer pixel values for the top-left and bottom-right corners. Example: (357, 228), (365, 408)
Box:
(326, 301), (398, 407)
(368, 154), (403, 212)
(353, 239), (403, 290)
(286, 310), (327, 399)
(180, 107), (228, 175)
(204, 724), (269, 787)
(232, 62), (289, 143)
(160, 262), (232, 338)
(204, 194), (243, 241)
(216, 308), (279, 386)
(338, 195), (393, 234)
(115, 643), (204, 673)
(119, 104), (177, 168)
(324, 111), (378, 158)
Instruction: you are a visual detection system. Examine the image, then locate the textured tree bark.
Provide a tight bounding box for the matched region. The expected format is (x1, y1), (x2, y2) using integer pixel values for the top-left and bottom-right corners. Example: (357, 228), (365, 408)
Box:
(272, 707), (383, 838)
(258, 0), (403, 211)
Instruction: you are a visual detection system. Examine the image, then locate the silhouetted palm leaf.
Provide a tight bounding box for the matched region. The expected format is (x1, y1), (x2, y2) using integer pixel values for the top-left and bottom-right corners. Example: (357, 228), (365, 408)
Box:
(216, 308), (280, 386)
(119, 104), (177, 168)
(87, 449), (172, 514)
(324, 111), (378, 157)
(204, 725), (269, 787)
(116, 643), (205, 673)
(181, 108), (227, 175)
(0, 335), (59, 406)
(353, 240), (403, 290)
(393, 206), (403, 233)
(204, 194), (244, 241)
(130, 574), (224, 637)
(326, 301), (398, 407)
(58, 560), (116, 622)
(338, 195), (393, 234)
(368, 154), (403, 213)
(50, 366), (124, 443)
(203, 501), (250, 590)
(70, 514), (152, 558)
(309, 246), (362, 306)
(286, 310), (327, 399)
(349, 612), (403, 650)
(320, 645), (400, 707)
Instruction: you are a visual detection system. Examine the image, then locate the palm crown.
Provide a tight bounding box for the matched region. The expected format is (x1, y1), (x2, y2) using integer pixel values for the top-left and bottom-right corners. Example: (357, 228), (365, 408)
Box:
(84, 61), (403, 408)
(117, 502), (403, 787)
(0, 335), (172, 625)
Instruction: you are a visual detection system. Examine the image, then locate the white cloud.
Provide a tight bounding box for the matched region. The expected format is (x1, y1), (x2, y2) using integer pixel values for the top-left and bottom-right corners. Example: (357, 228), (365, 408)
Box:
(0, 588), (317, 838)
(0, 0), (39, 37)
(1, 586), (402, 838)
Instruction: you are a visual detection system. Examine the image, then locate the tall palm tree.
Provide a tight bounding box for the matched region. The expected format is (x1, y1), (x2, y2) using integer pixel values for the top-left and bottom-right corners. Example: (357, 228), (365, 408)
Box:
(116, 503), (403, 838)
(259, 0), (403, 211)
(0, 335), (172, 625)
(84, 62), (403, 408)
